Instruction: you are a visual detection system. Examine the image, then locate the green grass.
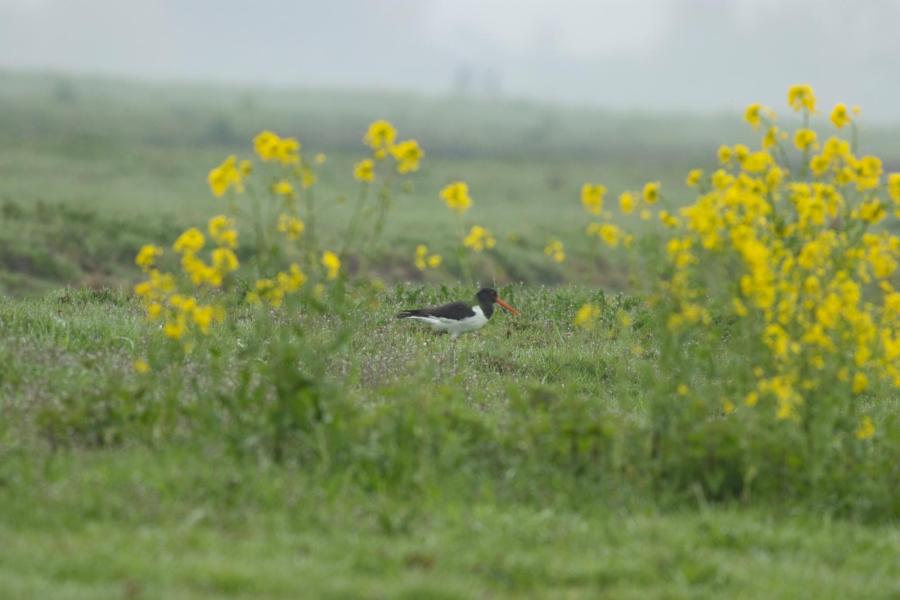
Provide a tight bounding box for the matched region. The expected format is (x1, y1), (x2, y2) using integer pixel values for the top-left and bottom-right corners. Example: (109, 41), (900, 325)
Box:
(1, 71), (900, 598)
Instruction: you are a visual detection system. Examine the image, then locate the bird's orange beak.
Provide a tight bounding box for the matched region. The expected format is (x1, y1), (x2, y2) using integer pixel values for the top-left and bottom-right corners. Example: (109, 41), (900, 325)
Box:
(496, 297), (519, 316)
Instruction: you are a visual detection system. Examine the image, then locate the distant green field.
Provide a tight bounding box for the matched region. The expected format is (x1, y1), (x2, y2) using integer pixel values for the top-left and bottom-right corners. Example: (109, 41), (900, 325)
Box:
(5, 69), (899, 294)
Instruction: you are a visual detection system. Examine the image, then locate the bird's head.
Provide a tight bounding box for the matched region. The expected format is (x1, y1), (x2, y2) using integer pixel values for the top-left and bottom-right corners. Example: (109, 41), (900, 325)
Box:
(476, 288), (519, 315)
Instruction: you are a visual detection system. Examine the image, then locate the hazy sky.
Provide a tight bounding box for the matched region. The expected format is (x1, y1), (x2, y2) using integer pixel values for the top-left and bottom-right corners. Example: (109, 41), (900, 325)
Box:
(2, 0), (899, 118)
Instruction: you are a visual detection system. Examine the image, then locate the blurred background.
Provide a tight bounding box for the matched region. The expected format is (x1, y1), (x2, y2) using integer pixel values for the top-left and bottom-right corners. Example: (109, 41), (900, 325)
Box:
(1, 0), (899, 293)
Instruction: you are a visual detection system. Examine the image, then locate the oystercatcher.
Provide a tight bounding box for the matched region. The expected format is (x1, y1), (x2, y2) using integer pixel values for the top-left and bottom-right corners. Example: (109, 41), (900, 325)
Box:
(396, 288), (519, 338)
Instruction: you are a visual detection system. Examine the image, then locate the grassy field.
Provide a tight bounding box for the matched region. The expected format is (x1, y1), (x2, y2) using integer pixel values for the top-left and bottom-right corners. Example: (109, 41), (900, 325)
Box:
(1, 71), (899, 598)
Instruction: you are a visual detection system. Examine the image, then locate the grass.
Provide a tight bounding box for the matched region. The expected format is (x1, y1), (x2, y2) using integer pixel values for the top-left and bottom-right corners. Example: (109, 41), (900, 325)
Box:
(1, 71), (899, 598)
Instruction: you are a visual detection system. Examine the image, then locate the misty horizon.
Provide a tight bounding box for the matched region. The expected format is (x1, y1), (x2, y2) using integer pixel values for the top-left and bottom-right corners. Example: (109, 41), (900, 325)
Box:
(2, 0), (900, 120)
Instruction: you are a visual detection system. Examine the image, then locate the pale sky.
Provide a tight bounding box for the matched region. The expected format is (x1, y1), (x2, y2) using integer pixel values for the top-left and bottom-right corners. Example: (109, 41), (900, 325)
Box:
(2, 0), (899, 119)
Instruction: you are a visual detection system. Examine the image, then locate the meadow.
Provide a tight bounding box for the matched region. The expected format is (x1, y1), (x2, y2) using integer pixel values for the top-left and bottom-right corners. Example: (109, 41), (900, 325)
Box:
(1, 70), (899, 599)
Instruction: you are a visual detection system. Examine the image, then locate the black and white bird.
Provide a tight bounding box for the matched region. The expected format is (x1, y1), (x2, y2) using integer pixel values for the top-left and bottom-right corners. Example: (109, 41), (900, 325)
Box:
(396, 288), (519, 338)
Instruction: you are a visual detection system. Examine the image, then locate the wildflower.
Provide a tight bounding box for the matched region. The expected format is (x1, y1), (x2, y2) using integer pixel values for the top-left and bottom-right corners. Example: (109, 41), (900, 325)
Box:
(314, 152), (327, 166)
(718, 145), (733, 164)
(581, 183), (606, 215)
(787, 83), (816, 112)
(354, 158), (375, 182)
(277, 214), (305, 240)
(887, 173), (900, 204)
(855, 416), (875, 440)
(440, 181), (473, 215)
(276, 263), (307, 293)
(794, 129), (818, 151)
(831, 103), (851, 128)
(254, 130), (300, 165)
(463, 225), (496, 252)
(852, 372), (869, 394)
(208, 215), (238, 248)
(173, 228), (205, 254)
(273, 180), (294, 197)
(414, 244), (442, 271)
(322, 251), (341, 280)
(164, 319), (185, 340)
(391, 140), (424, 174)
(574, 303), (600, 330)
(744, 103), (764, 129)
(135, 244), (163, 271)
(207, 155), (245, 197)
(544, 239), (565, 263)
(686, 169), (703, 187)
(677, 384), (689, 396)
(619, 191), (636, 214)
(762, 126), (779, 150)
(642, 182), (660, 204)
(211, 248), (239, 274)
(586, 223), (621, 247)
(364, 120), (397, 159)
(133, 359), (150, 374)
(744, 391), (759, 407)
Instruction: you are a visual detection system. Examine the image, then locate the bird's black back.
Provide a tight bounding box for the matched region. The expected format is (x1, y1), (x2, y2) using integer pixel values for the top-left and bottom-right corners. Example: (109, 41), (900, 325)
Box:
(396, 301), (476, 320)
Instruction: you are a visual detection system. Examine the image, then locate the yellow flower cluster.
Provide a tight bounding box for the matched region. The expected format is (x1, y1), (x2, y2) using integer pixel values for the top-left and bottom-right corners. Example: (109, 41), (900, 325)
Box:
(440, 181), (473, 215)
(362, 120), (424, 174)
(586, 222), (630, 248)
(277, 214), (305, 240)
(322, 250), (341, 280)
(354, 158), (375, 183)
(414, 244), (442, 271)
(581, 183), (606, 215)
(657, 85), (898, 421)
(544, 239), (565, 263)
(254, 130), (301, 165)
(208, 155), (251, 197)
(246, 263), (307, 308)
(574, 303), (601, 330)
(463, 225), (496, 252)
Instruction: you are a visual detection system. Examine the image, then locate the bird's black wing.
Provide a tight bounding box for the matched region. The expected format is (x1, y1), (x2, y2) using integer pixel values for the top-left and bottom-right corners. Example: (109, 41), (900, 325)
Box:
(397, 301), (475, 320)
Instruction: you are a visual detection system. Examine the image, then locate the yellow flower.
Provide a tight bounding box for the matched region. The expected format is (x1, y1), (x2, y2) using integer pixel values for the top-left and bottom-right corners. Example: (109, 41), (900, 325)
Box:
(855, 415), (875, 440)
(322, 251), (341, 280)
(277, 214), (305, 240)
(463, 225), (496, 252)
(544, 239), (565, 263)
(587, 223), (621, 247)
(364, 120), (397, 158)
(762, 126), (779, 150)
(718, 145), (733, 164)
(793, 129), (818, 151)
(787, 83), (816, 112)
(574, 303), (600, 330)
(744, 391), (759, 407)
(254, 131), (300, 165)
(440, 181), (473, 215)
(744, 103), (764, 129)
(208, 215), (237, 248)
(685, 169), (703, 187)
(173, 228), (205, 254)
(677, 384), (689, 396)
(888, 173), (900, 204)
(314, 152), (327, 166)
(164, 319), (185, 340)
(207, 155), (245, 197)
(133, 359), (150, 374)
(830, 103), (851, 128)
(135, 244), (163, 271)
(391, 140), (424, 174)
(851, 372), (869, 394)
(618, 191), (636, 214)
(581, 183), (606, 215)
(642, 181), (660, 204)
(211, 248), (239, 274)
(354, 158), (375, 182)
(273, 179), (294, 197)
(414, 244), (442, 271)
